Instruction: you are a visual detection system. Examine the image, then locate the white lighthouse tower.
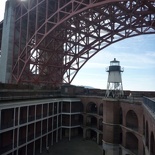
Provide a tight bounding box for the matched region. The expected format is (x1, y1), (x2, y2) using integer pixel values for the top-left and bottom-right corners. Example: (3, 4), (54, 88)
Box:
(105, 58), (124, 98)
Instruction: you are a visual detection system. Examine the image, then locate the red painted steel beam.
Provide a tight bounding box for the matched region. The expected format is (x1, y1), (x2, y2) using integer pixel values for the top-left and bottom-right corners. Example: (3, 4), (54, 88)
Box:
(10, 0), (155, 88)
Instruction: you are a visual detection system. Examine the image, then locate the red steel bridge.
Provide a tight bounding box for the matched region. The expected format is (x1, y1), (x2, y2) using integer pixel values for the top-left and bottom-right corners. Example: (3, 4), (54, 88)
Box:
(0, 0), (155, 88)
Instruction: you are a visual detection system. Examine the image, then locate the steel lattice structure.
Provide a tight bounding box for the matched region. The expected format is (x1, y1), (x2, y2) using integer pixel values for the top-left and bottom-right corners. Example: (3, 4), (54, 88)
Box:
(9, 0), (155, 87)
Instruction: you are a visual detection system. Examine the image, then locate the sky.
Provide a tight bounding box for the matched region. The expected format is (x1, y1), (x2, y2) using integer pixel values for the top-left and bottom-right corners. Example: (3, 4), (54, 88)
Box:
(72, 35), (155, 91)
(0, 0), (6, 22)
(1, 0), (155, 91)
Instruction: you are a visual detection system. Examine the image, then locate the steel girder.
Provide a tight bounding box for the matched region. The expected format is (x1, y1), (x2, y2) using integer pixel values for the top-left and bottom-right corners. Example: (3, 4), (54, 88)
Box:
(11, 0), (155, 88)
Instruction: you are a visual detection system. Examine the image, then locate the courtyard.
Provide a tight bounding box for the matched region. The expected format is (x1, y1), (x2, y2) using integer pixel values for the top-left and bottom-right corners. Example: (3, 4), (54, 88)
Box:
(41, 137), (102, 155)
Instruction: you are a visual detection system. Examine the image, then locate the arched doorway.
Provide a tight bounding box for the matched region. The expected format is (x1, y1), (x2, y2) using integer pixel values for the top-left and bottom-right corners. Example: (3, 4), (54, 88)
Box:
(86, 115), (97, 128)
(126, 110), (138, 131)
(86, 129), (97, 142)
(86, 102), (97, 114)
(150, 132), (155, 155)
(126, 132), (138, 155)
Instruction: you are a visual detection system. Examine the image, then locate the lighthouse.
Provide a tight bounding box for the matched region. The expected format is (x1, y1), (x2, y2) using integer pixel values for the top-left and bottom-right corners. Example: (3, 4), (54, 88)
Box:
(105, 58), (124, 98)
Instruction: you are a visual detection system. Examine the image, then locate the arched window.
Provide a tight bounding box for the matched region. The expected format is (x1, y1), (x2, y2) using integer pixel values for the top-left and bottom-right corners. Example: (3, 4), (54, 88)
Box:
(126, 110), (138, 131)
(86, 102), (97, 114)
(126, 132), (138, 155)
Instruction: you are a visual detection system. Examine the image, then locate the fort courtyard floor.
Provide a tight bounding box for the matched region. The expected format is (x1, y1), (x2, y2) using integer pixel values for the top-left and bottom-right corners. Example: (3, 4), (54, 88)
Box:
(41, 137), (102, 155)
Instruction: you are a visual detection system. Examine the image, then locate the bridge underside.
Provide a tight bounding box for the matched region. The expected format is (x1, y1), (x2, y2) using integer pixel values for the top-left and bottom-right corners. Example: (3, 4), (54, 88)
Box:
(1, 0), (155, 88)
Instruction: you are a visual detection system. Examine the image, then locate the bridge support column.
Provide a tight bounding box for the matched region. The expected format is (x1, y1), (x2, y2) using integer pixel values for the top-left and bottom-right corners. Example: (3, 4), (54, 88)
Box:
(0, 0), (15, 83)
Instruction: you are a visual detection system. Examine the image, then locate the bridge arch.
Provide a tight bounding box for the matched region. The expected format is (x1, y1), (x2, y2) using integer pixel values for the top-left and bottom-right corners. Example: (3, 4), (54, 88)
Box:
(9, 0), (155, 86)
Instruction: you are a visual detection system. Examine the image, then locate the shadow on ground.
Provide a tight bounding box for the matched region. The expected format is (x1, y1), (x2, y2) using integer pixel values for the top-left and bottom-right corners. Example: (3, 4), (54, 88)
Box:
(42, 137), (102, 155)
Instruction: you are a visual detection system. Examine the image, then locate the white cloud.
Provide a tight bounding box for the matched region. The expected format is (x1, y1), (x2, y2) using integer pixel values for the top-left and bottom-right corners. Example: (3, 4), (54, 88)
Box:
(145, 51), (155, 57)
(83, 62), (108, 69)
(0, 0), (6, 21)
(123, 65), (144, 69)
(73, 34), (155, 91)
(101, 50), (155, 66)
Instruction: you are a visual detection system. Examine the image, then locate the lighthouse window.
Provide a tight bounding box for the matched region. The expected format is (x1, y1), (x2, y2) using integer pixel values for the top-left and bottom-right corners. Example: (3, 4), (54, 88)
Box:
(110, 58), (120, 66)
(110, 62), (119, 66)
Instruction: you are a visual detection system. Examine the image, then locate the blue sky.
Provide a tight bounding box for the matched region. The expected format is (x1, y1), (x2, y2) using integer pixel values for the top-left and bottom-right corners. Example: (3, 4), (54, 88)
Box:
(1, 0), (155, 91)
(72, 35), (155, 91)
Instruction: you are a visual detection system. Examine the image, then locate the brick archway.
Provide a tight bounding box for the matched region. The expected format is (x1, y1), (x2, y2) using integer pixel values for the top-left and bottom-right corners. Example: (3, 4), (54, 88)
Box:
(126, 132), (138, 154)
(126, 110), (139, 131)
(86, 102), (97, 114)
